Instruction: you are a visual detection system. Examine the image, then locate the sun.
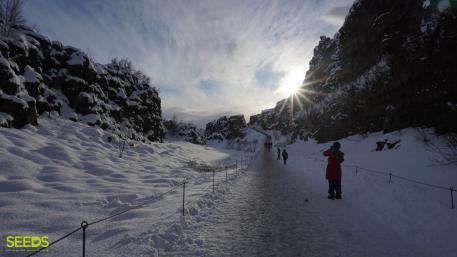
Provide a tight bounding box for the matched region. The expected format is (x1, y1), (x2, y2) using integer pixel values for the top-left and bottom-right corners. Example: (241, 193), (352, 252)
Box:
(278, 69), (304, 97)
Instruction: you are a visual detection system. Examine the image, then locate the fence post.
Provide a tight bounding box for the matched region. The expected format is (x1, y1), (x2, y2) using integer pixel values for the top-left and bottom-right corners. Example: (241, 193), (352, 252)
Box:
(235, 160), (238, 176)
(182, 181), (186, 216)
(389, 173), (392, 184)
(81, 221), (89, 257)
(451, 187), (455, 209)
(355, 166), (358, 176)
(212, 170), (215, 193)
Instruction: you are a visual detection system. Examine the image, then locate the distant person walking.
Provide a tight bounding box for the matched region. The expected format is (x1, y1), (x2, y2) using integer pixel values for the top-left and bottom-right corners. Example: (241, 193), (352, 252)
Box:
(282, 149), (288, 165)
(277, 148), (281, 160)
(265, 141), (272, 152)
(323, 142), (344, 199)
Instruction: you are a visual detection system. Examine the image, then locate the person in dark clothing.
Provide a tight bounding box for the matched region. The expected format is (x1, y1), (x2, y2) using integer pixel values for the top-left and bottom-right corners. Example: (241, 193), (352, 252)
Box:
(277, 148), (281, 160)
(282, 149), (288, 165)
(323, 142), (344, 199)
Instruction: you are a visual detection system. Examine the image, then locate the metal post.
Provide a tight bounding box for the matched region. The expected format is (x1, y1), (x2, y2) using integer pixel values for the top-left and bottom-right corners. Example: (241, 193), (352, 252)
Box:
(81, 221), (89, 257)
(182, 181), (186, 216)
(389, 173), (392, 184)
(451, 187), (454, 209)
(212, 170), (215, 193)
(355, 166), (358, 176)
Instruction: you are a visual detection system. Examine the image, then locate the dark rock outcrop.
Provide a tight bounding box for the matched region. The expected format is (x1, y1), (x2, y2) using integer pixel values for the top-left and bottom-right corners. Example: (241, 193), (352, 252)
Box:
(0, 25), (164, 142)
(205, 115), (247, 141)
(250, 0), (457, 142)
(163, 119), (206, 145)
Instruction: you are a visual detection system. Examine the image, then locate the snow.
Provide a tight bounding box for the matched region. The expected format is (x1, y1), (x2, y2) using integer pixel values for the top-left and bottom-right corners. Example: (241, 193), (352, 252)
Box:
(0, 56), (11, 67)
(447, 101), (457, 111)
(0, 112), (13, 126)
(67, 52), (86, 66)
(0, 117), (259, 256)
(372, 12), (391, 28)
(206, 128), (264, 153)
(81, 113), (98, 124)
(0, 90), (29, 109)
(23, 65), (43, 83)
(64, 74), (88, 85)
(423, 0), (431, 8)
(1, 115), (456, 256)
(282, 128), (457, 257)
(145, 128), (457, 256)
(94, 63), (107, 75)
(438, 0), (451, 12)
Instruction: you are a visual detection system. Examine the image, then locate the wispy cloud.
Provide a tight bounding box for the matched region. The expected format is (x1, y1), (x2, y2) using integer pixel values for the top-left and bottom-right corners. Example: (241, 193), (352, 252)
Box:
(24, 0), (353, 124)
(321, 5), (353, 27)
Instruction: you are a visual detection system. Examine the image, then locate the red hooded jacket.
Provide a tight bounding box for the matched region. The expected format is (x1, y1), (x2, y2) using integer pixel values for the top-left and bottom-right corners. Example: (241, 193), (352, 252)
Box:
(323, 148), (344, 180)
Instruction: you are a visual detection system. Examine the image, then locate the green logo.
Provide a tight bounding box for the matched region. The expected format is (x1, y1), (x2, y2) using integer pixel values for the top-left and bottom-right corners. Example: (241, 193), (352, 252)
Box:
(4, 235), (49, 252)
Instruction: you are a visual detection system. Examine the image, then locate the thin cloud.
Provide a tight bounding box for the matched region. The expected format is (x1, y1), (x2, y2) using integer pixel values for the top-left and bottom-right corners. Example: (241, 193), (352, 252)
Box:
(24, 0), (352, 122)
(321, 5), (353, 27)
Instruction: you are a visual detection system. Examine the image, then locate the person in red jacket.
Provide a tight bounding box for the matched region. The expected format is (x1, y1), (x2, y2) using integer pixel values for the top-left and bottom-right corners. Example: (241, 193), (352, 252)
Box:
(323, 142), (344, 199)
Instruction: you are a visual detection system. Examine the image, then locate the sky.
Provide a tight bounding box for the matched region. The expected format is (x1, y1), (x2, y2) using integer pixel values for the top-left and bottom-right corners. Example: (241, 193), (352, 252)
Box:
(24, 0), (354, 126)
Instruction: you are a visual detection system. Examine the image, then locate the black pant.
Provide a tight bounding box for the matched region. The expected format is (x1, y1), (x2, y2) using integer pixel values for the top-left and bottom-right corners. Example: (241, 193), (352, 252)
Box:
(283, 159), (287, 165)
(328, 180), (341, 197)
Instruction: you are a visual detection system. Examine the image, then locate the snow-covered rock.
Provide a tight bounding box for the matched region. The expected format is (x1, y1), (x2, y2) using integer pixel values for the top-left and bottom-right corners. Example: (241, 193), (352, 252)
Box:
(0, 25), (164, 142)
(163, 119), (206, 145)
(250, 0), (457, 143)
(205, 115), (247, 141)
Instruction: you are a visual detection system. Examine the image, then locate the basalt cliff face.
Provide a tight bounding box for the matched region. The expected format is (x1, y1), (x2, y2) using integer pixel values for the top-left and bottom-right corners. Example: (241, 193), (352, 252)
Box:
(205, 115), (247, 141)
(250, 0), (457, 142)
(0, 25), (164, 142)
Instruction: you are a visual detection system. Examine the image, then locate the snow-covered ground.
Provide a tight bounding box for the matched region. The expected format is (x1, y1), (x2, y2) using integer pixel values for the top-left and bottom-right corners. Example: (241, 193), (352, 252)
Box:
(143, 128), (457, 257)
(2, 120), (456, 256)
(275, 128), (457, 256)
(0, 117), (263, 257)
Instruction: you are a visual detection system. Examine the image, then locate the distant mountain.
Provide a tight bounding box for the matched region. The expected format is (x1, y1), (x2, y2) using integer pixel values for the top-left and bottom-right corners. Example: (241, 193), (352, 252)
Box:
(0, 25), (164, 142)
(250, 0), (457, 142)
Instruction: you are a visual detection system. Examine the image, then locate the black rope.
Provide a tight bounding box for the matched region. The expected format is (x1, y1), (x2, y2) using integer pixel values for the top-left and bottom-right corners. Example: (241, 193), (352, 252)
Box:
(23, 182), (184, 257)
(358, 167), (390, 175)
(391, 174), (449, 190)
(23, 160), (242, 257)
(88, 181), (185, 226)
(307, 156), (452, 191)
(26, 227), (82, 257)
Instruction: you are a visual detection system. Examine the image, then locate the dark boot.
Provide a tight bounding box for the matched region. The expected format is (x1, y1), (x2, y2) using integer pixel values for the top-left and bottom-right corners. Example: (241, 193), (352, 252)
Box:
(335, 181), (342, 199)
(328, 180), (336, 199)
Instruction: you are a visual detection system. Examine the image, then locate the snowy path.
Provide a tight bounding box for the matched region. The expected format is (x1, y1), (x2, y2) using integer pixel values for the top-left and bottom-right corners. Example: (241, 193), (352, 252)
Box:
(163, 149), (435, 257)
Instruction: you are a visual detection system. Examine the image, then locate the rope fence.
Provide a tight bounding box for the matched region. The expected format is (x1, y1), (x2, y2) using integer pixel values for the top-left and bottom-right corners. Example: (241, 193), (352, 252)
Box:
(24, 154), (258, 257)
(305, 156), (455, 209)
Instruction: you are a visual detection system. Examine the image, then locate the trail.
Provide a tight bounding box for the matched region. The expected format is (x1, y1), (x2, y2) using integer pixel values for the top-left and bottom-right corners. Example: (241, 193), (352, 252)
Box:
(162, 149), (434, 257)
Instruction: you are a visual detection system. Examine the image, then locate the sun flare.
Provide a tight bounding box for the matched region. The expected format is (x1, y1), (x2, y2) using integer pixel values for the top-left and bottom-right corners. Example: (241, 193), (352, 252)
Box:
(278, 69), (305, 97)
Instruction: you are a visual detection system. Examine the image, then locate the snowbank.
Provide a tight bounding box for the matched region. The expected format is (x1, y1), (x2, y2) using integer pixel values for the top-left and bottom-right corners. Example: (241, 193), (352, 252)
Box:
(281, 128), (457, 257)
(0, 117), (263, 256)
